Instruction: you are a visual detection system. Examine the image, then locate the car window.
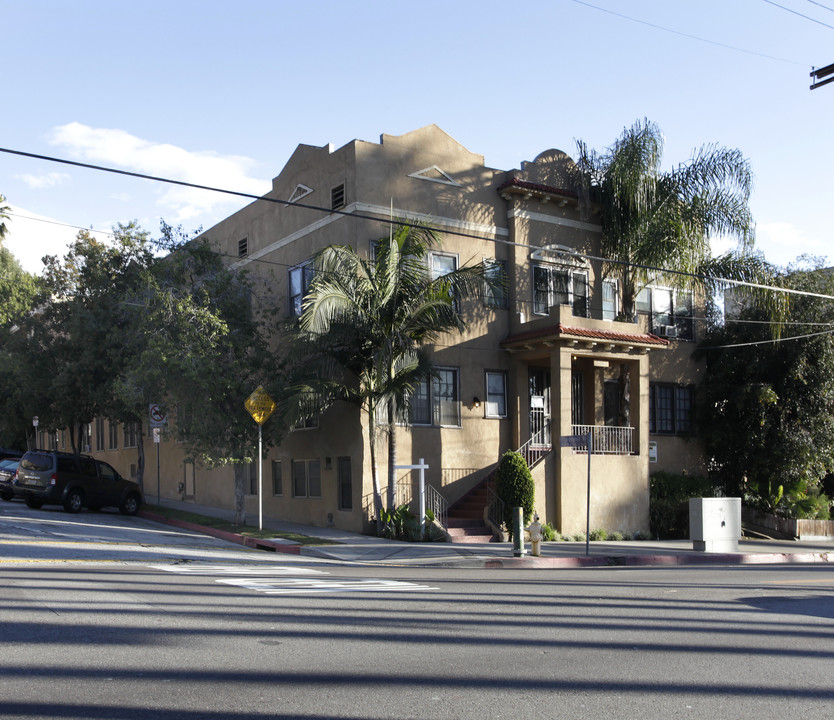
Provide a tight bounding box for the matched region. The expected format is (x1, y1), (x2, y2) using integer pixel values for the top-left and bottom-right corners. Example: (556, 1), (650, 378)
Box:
(57, 457), (79, 473)
(78, 458), (97, 476)
(97, 463), (119, 481)
(0, 460), (13, 469)
(21, 453), (53, 471)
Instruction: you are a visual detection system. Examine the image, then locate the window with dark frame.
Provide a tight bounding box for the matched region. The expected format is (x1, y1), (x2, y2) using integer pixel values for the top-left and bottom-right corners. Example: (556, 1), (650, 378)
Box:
(108, 420), (118, 450)
(338, 456), (352, 510)
(637, 287), (695, 340)
(484, 371), (507, 418)
(483, 259), (508, 309)
(331, 184), (345, 211)
(95, 417), (105, 451)
(271, 460), (283, 496)
(408, 368), (460, 427)
(533, 265), (589, 317)
(288, 262), (314, 317)
(238, 237), (248, 258)
(292, 459), (321, 498)
(649, 383), (694, 435)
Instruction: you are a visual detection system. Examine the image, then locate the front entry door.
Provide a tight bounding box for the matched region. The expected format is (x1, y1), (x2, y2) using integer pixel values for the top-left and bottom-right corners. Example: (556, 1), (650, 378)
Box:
(529, 367), (551, 446)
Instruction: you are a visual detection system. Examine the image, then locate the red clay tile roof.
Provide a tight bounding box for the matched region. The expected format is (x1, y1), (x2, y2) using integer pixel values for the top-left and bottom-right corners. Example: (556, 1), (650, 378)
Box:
(502, 323), (668, 348)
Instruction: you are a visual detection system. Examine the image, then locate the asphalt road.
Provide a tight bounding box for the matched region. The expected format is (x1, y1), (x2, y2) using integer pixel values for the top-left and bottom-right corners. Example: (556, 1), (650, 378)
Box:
(2, 501), (834, 719)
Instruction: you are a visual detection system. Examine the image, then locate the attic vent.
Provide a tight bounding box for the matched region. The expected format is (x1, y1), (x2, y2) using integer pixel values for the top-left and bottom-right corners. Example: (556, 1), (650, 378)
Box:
(238, 237), (248, 257)
(331, 183), (345, 211)
(408, 165), (461, 187)
(288, 184), (313, 203)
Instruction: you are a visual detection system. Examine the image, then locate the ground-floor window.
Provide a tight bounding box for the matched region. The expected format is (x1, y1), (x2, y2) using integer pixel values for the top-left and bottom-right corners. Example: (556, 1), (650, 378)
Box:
(338, 456), (352, 510)
(292, 459), (321, 498)
(484, 371), (507, 418)
(409, 367), (460, 427)
(271, 460), (283, 496)
(649, 384), (694, 435)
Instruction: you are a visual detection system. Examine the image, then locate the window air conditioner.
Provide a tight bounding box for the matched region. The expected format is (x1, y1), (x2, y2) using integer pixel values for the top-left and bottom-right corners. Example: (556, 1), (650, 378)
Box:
(663, 325), (678, 338)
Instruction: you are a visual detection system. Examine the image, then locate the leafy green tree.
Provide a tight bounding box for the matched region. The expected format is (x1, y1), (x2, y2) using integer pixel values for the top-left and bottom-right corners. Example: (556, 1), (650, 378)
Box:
(286, 222), (490, 528)
(148, 226), (280, 525)
(575, 118), (779, 319)
(697, 257), (834, 518)
(495, 450), (535, 540)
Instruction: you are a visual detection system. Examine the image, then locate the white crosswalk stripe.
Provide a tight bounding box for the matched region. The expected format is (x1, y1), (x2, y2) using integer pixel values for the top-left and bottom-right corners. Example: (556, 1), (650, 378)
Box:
(148, 564), (439, 595)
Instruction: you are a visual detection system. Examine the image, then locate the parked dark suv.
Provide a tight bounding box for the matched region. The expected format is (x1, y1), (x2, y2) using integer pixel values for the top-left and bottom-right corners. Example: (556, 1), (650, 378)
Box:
(14, 450), (143, 515)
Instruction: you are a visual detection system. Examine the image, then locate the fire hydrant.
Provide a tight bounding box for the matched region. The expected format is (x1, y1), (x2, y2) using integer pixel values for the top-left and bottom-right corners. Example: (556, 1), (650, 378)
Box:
(528, 513), (542, 557)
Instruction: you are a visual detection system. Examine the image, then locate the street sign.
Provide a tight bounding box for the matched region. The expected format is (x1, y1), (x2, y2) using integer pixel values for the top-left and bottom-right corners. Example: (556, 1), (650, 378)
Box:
(149, 403), (168, 428)
(245, 386), (276, 425)
(559, 435), (586, 448)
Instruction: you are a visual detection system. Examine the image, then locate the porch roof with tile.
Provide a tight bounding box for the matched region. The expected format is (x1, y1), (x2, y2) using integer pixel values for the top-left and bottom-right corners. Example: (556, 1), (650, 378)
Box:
(501, 322), (669, 353)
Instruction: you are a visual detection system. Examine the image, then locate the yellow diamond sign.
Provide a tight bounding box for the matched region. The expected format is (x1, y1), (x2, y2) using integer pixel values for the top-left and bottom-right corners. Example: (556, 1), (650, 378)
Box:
(245, 386), (276, 425)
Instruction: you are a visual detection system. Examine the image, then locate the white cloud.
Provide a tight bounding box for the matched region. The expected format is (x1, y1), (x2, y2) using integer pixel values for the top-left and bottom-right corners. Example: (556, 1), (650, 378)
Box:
(48, 122), (270, 222)
(3, 204), (112, 275)
(755, 221), (831, 268)
(15, 171), (71, 189)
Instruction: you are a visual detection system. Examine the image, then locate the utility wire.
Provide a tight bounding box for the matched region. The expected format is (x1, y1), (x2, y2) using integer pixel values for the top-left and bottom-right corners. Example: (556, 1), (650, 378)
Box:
(2, 145), (834, 304)
(569, 0), (808, 65)
(763, 0), (834, 29)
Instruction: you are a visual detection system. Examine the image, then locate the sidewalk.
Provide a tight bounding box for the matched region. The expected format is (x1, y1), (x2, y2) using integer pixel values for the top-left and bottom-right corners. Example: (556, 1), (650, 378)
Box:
(139, 497), (834, 569)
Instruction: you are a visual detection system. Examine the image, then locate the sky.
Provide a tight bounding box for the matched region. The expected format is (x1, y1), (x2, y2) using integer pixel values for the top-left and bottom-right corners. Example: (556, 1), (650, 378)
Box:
(1, 0), (833, 275)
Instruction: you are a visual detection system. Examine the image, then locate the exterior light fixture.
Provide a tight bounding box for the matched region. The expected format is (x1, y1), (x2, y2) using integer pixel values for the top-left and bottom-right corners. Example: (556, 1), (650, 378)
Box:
(472, 397), (481, 409)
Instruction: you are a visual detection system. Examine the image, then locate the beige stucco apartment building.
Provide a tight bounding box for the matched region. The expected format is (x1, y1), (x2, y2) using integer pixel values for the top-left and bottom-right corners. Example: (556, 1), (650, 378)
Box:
(78, 125), (705, 537)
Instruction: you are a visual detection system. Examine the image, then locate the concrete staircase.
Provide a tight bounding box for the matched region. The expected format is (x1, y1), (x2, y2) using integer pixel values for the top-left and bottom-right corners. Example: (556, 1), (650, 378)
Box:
(445, 478), (496, 544)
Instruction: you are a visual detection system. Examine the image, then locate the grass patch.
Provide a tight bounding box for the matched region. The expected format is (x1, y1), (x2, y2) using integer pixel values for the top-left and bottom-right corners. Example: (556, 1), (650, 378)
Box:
(142, 504), (341, 546)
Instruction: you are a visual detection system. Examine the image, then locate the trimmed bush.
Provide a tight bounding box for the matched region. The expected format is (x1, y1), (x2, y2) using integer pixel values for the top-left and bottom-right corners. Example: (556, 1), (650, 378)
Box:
(650, 471), (722, 539)
(495, 450), (535, 540)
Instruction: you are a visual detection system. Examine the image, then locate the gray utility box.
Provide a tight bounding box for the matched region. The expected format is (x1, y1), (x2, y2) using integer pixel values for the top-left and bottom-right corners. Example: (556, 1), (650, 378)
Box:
(689, 497), (741, 552)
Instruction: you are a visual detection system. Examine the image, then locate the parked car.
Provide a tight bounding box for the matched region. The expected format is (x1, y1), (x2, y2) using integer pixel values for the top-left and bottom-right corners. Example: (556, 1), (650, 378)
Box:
(0, 458), (20, 501)
(14, 450), (143, 515)
(0, 447), (22, 462)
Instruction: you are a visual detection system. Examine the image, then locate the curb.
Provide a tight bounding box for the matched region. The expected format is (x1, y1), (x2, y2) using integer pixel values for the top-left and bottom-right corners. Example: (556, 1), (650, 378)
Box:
(139, 510), (302, 555)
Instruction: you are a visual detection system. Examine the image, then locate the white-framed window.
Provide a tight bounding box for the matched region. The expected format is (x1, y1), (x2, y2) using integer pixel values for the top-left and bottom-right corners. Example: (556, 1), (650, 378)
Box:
(292, 459), (321, 498)
(409, 367), (460, 427)
(483, 259), (508, 309)
(484, 371), (507, 418)
(533, 265), (588, 317)
(288, 261), (314, 317)
(637, 287), (694, 340)
(123, 422), (139, 449)
(430, 251), (459, 311)
(95, 418), (106, 451)
(602, 278), (619, 321)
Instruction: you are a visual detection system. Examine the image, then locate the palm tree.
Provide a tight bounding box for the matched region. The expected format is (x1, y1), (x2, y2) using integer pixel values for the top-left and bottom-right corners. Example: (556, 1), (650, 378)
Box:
(575, 119), (777, 319)
(285, 222), (489, 528)
(0, 194), (10, 246)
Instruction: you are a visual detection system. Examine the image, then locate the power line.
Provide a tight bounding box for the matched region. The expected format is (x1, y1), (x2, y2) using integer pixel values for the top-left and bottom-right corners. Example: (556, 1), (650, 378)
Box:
(763, 0), (834, 29)
(699, 326), (834, 350)
(5, 210), (113, 239)
(569, 0), (807, 65)
(2, 145), (833, 304)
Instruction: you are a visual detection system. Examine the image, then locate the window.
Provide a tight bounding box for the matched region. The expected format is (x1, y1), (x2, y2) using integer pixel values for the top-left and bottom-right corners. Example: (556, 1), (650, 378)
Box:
(409, 368), (460, 427)
(602, 278), (619, 321)
(271, 460), (283, 496)
(483, 259), (508, 309)
(288, 262), (314, 317)
(649, 384), (694, 435)
(533, 265), (588, 317)
(293, 415), (318, 431)
(292, 459), (321, 498)
(430, 252), (459, 311)
(95, 418), (104, 451)
(484, 371), (507, 418)
(238, 237), (248, 258)
(247, 462), (258, 495)
(331, 184), (345, 211)
(637, 287), (694, 340)
(108, 421), (118, 450)
(338, 457), (352, 510)
(80, 423), (92, 452)
(123, 422), (139, 449)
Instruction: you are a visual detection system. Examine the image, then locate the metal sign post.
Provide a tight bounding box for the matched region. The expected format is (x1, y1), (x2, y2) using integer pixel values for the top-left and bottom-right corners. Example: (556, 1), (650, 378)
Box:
(394, 458), (429, 538)
(244, 386), (277, 530)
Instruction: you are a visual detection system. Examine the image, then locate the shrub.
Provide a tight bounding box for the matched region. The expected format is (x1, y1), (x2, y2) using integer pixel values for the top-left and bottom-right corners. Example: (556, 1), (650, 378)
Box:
(650, 471), (722, 539)
(495, 450), (535, 540)
(589, 528), (608, 541)
(571, 532), (586, 542)
(608, 531), (624, 541)
(541, 522), (557, 541)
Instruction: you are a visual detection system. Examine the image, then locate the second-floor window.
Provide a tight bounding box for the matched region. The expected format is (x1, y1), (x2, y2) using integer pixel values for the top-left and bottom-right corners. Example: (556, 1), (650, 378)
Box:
(483, 259), (508, 309)
(637, 287), (694, 340)
(409, 368), (460, 427)
(288, 262), (314, 317)
(533, 265), (588, 317)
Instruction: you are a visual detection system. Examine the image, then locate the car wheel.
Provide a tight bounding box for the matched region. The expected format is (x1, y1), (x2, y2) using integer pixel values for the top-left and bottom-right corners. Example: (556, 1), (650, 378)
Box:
(0, 490), (13, 501)
(63, 488), (84, 513)
(24, 497), (43, 509)
(120, 493), (140, 516)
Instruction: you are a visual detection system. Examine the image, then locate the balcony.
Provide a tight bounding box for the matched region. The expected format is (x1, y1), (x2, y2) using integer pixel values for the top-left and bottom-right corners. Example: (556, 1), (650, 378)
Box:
(570, 425), (635, 455)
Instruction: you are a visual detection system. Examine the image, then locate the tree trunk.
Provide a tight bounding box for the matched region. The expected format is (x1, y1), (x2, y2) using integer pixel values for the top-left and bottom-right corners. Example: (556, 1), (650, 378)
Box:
(135, 424), (145, 491)
(232, 462), (247, 526)
(386, 397), (397, 512)
(367, 402), (382, 534)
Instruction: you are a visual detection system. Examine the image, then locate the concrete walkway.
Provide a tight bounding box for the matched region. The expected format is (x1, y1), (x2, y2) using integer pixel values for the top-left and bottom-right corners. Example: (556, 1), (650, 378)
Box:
(139, 497), (834, 568)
